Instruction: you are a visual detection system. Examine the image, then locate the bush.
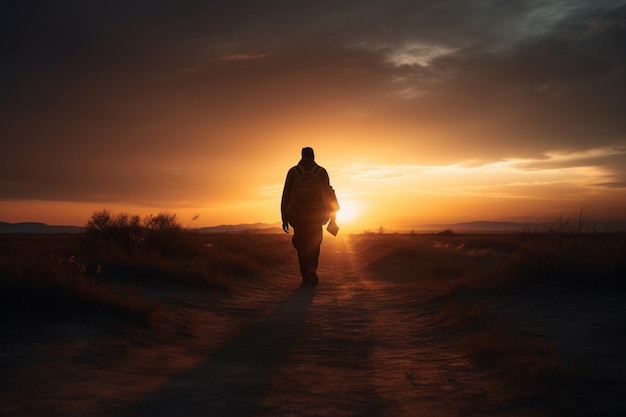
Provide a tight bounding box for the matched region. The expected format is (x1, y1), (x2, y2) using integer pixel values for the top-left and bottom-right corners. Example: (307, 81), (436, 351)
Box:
(2, 212), (295, 324)
(85, 210), (143, 258)
(85, 210), (189, 257)
(143, 212), (184, 255)
(82, 210), (295, 288)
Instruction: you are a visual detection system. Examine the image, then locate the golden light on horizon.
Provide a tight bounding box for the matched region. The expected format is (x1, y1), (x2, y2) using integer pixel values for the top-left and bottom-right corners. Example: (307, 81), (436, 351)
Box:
(2, 146), (625, 230)
(335, 200), (359, 224)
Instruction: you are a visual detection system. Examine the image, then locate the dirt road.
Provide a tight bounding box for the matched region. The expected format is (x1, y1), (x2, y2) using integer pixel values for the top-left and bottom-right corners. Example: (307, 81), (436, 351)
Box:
(120, 236), (510, 417)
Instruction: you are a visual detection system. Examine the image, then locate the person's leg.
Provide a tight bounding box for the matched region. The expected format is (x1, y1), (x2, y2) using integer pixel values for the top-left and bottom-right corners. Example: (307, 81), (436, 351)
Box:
(292, 225), (309, 284)
(301, 222), (322, 285)
(306, 223), (322, 270)
(292, 222), (323, 285)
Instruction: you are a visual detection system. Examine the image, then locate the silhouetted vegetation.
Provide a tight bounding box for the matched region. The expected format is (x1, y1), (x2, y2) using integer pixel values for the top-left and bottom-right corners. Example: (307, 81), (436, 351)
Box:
(515, 218), (626, 286)
(436, 228), (455, 236)
(81, 209), (290, 286)
(86, 209), (185, 257)
(0, 234), (156, 325)
(352, 227), (626, 404)
(1, 210), (293, 326)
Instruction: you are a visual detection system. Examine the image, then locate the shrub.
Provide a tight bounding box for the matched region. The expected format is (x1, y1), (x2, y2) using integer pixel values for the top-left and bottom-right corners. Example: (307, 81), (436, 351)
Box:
(85, 210), (190, 257)
(437, 228), (455, 236)
(85, 209), (143, 259)
(82, 210), (295, 288)
(143, 212), (185, 255)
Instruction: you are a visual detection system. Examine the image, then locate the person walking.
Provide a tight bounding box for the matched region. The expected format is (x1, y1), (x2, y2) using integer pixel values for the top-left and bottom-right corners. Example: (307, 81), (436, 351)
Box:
(281, 147), (339, 286)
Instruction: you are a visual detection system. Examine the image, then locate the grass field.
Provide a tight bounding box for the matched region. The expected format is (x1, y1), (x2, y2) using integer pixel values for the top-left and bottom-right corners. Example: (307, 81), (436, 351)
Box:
(0, 231), (292, 323)
(1, 219), (625, 415)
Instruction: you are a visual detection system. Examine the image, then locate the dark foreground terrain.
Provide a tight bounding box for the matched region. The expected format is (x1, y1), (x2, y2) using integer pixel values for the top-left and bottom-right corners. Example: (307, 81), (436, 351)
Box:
(1, 232), (625, 416)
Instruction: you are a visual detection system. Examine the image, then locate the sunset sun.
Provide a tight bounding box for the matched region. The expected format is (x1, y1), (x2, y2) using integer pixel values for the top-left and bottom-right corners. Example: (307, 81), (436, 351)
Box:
(335, 200), (359, 224)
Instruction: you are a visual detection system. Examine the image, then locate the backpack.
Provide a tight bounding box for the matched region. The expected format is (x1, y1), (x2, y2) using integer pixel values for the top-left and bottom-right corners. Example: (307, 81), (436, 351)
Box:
(286, 165), (328, 223)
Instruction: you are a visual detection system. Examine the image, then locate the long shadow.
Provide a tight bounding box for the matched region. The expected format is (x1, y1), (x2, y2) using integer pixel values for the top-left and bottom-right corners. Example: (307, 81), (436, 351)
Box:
(122, 287), (315, 417)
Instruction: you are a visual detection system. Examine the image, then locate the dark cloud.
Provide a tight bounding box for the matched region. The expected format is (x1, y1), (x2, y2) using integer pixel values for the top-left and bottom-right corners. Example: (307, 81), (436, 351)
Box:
(2, 0), (626, 205)
(370, 3), (626, 160)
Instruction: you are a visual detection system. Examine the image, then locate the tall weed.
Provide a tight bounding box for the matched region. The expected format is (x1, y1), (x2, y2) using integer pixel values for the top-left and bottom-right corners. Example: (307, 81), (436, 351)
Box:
(2, 211), (294, 322)
(516, 219), (626, 287)
(0, 235), (155, 324)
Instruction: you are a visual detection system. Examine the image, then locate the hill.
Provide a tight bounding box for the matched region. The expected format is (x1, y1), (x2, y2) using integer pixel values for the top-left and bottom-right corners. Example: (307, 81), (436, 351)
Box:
(420, 221), (539, 233)
(0, 222), (85, 234)
(420, 219), (626, 233)
(0, 221), (284, 235)
(195, 222), (283, 234)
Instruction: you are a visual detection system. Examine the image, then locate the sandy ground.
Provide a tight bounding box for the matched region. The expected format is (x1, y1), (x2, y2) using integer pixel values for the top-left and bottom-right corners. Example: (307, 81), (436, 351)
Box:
(2, 235), (625, 416)
(497, 281), (626, 416)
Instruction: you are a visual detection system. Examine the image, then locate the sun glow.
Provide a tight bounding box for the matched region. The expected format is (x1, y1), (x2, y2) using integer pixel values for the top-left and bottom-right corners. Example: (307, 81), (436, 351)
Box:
(335, 200), (359, 223)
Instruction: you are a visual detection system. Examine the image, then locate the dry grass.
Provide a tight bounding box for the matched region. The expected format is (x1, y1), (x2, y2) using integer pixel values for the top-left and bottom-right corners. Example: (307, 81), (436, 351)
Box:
(354, 233), (521, 298)
(351, 229), (626, 403)
(0, 235), (157, 325)
(355, 229), (625, 294)
(515, 231), (626, 287)
(460, 322), (567, 401)
(1, 212), (293, 328)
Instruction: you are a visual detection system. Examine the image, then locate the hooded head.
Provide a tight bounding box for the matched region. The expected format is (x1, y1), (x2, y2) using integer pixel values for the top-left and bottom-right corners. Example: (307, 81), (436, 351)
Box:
(301, 147), (315, 160)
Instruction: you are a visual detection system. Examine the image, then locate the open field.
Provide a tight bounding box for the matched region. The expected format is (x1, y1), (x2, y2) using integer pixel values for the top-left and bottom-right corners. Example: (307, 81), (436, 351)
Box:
(1, 230), (625, 416)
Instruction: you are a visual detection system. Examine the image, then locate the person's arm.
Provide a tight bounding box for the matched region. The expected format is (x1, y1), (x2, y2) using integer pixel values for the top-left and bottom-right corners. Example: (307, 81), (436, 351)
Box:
(281, 168), (295, 232)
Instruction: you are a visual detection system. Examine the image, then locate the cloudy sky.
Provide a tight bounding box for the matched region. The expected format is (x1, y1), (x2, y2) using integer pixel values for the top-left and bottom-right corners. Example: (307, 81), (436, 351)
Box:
(1, 0), (625, 230)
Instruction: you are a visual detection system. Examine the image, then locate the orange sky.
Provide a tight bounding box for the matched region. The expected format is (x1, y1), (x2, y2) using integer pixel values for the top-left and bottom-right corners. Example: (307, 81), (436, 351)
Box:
(1, 1), (626, 231)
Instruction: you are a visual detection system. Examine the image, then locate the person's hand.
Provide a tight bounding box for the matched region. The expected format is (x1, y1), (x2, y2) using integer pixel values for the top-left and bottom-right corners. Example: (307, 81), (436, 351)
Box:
(282, 221), (289, 233)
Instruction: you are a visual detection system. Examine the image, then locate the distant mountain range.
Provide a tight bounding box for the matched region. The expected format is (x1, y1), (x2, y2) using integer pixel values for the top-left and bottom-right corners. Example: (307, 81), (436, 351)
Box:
(0, 220), (533, 234)
(420, 221), (538, 232)
(195, 223), (284, 234)
(0, 221), (283, 234)
(2, 219), (623, 234)
(0, 222), (85, 234)
(420, 219), (626, 233)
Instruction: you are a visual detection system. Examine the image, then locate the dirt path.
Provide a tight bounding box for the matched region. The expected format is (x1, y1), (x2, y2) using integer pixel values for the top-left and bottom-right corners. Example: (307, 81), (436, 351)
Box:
(120, 236), (511, 417)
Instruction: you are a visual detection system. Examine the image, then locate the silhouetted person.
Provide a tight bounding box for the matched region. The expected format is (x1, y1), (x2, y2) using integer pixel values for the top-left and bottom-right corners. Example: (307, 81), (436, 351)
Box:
(281, 147), (339, 286)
